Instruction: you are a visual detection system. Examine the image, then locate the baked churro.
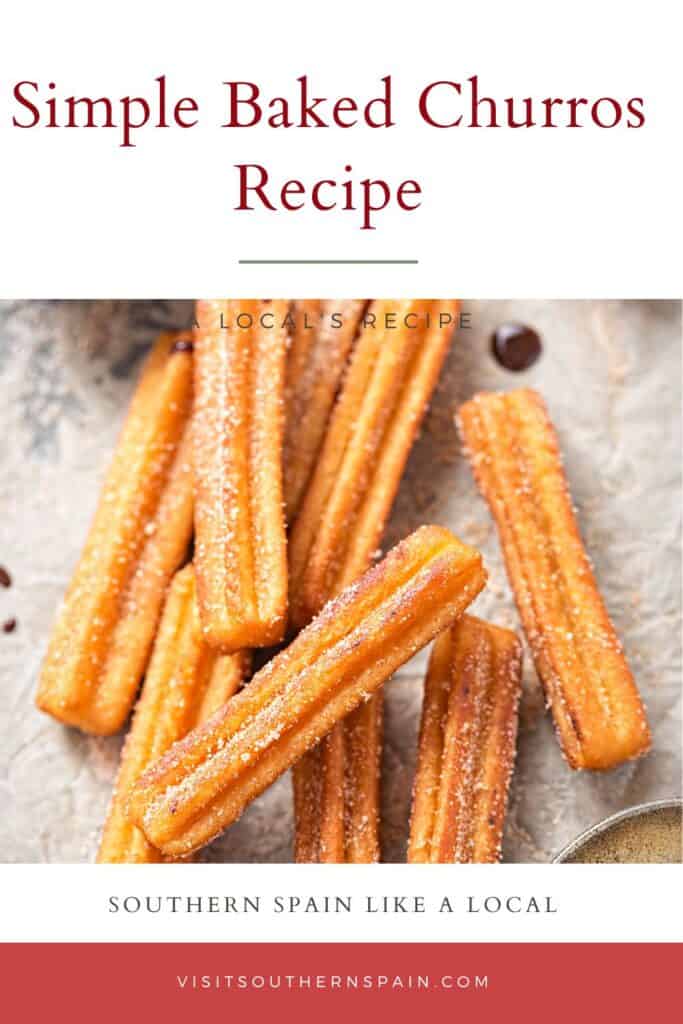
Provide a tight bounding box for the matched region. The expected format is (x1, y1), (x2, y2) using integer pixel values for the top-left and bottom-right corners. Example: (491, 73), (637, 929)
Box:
(457, 388), (651, 770)
(284, 299), (367, 522)
(193, 300), (288, 651)
(289, 299), (458, 862)
(293, 694), (383, 863)
(289, 299), (459, 628)
(408, 616), (522, 863)
(36, 332), (195, 735)
(127, 526), (487, 858)
(97, 566), (246, 863)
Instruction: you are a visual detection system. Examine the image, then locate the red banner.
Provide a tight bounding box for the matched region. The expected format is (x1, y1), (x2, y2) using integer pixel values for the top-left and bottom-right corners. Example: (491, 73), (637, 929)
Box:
(3, 943), (679, 1022)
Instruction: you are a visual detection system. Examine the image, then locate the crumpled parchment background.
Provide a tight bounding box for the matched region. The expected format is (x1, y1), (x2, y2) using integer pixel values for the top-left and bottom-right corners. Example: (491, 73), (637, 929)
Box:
(0, 299), (680, 863)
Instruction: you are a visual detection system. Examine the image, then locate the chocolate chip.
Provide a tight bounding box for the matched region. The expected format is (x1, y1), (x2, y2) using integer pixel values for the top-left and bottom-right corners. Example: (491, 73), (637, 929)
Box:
(0, 566), (11, 588)
(491, 323), (542, 371)
(3, 618), (17, 634)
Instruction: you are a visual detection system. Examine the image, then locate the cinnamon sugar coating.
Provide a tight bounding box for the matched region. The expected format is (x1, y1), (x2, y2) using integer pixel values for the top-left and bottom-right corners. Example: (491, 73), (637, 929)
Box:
(193, 300), (288, 651)
(293, 693), (383, 863)
(284, 299), (367, 523)
(289, 300), (460, 628)
(408, 616), (522, 863)
(289, 301), (459, 862)
(36, 332), (195, 735)
(127, 526), (486, 858)
(457, 388), (651, 770)
(97, 565), (247, 862)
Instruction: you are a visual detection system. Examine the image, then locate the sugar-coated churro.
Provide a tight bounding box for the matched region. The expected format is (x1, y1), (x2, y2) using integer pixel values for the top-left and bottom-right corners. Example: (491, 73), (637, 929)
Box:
(293, 695), (382, 863)
(127, 526), (487, 858)
(36, 332), (195, 735)
(408, 616), (522, 863)
(289, 299), (459, 862)
(457, 388), (651, 770)
(193, 300), (288, 651)
(97, 565), (247, 863)
(289, 300), (460, 628)
(283, 299), (366, 522)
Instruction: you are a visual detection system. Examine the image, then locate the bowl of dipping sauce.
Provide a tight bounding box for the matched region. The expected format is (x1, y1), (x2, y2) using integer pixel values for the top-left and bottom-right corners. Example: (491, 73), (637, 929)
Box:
(553, 799), (682, 863)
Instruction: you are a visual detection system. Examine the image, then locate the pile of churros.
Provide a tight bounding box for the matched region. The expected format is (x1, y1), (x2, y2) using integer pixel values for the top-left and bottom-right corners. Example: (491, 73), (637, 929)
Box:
(35, 301), (652, 864)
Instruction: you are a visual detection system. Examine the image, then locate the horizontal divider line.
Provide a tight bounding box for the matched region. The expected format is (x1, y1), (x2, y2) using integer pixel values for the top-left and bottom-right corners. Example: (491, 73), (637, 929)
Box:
(238, 259), (419, 265)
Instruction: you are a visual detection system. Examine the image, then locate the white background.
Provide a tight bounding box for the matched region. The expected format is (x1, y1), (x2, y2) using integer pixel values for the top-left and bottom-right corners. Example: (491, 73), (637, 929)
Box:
(3, 865), (682, 942)
(0, 0), (680, 944)
(0, 0), (680, 297)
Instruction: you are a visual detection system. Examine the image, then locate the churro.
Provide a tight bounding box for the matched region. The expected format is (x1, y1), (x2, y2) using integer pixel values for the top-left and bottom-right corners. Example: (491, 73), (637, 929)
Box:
(193, 300), (288, 651)
(408, 616), (522, 863)
(127, 526), (487, 858)
(36, 332), (195, 735)
(457, 388), (651, 770)
(97, 566), (246, 863)
(289, 299), (459, 627)
(289, 299), (458, 862)
(283, 299), (366, 522)
(293, 695), (382, 863)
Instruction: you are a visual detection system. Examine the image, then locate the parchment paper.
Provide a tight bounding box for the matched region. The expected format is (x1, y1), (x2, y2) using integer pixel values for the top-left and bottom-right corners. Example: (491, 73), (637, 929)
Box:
(0, 299), (680, 862)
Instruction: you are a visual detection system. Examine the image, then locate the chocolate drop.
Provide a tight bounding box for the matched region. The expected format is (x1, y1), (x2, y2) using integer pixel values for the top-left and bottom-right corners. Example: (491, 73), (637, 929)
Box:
(491, 323), (542, 371)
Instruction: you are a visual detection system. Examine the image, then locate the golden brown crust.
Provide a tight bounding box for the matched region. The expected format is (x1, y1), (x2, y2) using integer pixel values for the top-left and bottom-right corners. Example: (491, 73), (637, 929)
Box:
(457, 388), (651, 770)
(97, 566), (246, 863)
(193, 300), (288, 650)
(284, 300), (367, 522)
(289, 300), (460, 627)
(292, 721), (346, 863)
(127, 526), (486, 858)
(340, 696), (383, 862)
(36, 332), (195, 735)
(292, 697), (383, 863)
(289, 301), (458, 862)
(408, 616), (522, 863)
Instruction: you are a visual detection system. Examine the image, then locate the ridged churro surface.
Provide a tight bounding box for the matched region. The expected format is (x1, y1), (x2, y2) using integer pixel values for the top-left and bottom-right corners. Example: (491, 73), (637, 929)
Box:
(408, 616), (522, 863)
(290, 299), (459, 862)
(457, 388), (651, 770)
(289, 300), (460, 628)
(284, 300), (367, 522)
(127, 526), (486, 857)
(97, 566), (246, 863)
(193, 300), (288, 651)
(293, 696), (383, 863)
(36, 332), (195, 735)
